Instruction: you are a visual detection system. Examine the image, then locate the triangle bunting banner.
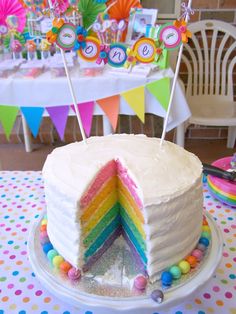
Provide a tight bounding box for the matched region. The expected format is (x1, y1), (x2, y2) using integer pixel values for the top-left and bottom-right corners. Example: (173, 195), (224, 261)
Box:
(46, 106), (69, 140)
(146, 78), (170, 111)
(21, 107), (44, 138)
(121, 86), (145, 123)
(0, 105), (19, 140)
(97, 95), (120, 131)
(73, 101), (95, 137)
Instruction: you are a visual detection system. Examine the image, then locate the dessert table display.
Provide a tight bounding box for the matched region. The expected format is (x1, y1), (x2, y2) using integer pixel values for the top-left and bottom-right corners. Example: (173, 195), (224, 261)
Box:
(0, 171), (235, 314)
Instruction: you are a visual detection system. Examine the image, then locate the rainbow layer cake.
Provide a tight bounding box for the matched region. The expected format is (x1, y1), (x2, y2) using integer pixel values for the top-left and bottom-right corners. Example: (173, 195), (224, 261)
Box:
(207, 157), (236, 207)
(42, 134), (203, 282)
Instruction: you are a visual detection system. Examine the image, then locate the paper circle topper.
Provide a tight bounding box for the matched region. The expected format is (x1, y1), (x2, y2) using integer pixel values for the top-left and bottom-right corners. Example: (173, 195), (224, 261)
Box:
(158, 24), (181, 50)
(133, 38), (156, 63)
(78, 36), (101, 62)
(108, 44), (127, 68)
(0, 24), (8, 35)
(56, 23), (76, 51)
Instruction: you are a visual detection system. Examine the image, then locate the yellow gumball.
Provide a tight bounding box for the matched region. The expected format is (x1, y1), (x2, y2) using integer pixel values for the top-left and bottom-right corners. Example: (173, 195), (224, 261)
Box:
(52, 256), (64, 268)
(178, 260), (191, 274)
(41, 219), (47, 226)
(202, 225), (211, 233)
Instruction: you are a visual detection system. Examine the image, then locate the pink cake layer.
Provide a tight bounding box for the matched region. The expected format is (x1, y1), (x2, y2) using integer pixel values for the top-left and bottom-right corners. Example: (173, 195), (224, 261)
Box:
(80, 159), (143, 210)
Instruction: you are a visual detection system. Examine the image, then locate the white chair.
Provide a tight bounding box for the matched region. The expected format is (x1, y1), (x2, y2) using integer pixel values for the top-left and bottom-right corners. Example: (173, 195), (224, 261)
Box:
(176, 20), (236, 148)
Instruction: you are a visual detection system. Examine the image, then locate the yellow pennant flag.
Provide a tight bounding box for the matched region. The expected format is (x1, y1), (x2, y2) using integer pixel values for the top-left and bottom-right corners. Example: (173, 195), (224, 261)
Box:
(121, 86), (145, 123)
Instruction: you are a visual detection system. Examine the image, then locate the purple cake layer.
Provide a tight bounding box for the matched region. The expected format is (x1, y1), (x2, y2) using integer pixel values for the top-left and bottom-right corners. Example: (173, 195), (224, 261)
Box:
(122, 229), (147, 274)
(82, 227), (122, 272)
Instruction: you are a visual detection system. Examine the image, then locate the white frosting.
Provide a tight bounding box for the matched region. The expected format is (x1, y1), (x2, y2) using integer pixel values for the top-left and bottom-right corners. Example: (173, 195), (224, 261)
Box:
(43, 134), (203, 281)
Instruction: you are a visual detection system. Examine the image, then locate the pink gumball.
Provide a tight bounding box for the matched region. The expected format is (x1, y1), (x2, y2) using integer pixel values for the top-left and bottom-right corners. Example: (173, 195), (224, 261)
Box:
(192, 249), (203, 261)
(68, 267), (81, 281)
(134, 275), (148, 290)
(39, 231), (49, 244)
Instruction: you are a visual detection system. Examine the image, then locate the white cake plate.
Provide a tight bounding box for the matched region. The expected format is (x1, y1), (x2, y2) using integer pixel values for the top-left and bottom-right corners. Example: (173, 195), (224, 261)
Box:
(28, 212), (223, 314)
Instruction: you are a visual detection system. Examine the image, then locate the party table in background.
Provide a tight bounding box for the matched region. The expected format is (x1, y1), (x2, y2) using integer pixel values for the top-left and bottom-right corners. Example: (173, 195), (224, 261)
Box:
(0, 172), (235, 314)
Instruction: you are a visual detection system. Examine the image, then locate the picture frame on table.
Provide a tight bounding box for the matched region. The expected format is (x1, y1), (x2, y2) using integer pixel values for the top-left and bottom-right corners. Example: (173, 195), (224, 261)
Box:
(126, 8), (158, 45)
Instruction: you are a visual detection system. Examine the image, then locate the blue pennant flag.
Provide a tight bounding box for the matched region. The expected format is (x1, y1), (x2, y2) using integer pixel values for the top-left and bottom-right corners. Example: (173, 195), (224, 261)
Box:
(21, 107), (44, 138)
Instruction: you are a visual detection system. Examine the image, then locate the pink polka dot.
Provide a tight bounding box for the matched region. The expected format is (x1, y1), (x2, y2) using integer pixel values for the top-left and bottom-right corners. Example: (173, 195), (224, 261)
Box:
(233, 258), (236, 262)
(35, 290), (42, 296)
(5, 228), (11, 231)
(9, 255), (16, 260)
(15, 290), (22, 295)
(0, 224), (5, 227)
(7, 284), (14, 289)
(27, 284), (34, 289)
(225, 292), (233, 298)
(231, 224), (236, 229)
(20, 251), (27, 255)
(3, 250), (9, 255)
(208, 202), (213, 206)
(21, 228), (27, 232)
(213, 286), (220, 292)
(16, 224), (21, 228)
(224, 229), (230, 233)
(216, 205), (221, 208)
(223, 252), (229, 257)
(203, 293), (211, 299)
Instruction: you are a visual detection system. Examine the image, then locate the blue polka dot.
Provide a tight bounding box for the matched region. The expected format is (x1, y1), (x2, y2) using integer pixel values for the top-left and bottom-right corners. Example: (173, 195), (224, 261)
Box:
(18, 311), (26, 314)
(198, 311), (206, 314)
(12, 271), (19, 276)
(175, 312), (183, 314)
(4, 216), (9, 219)
(85, 312), (93, 314)
(1, 195), (6, 198)
(24, 178), (28, 180)
(11, 177), (15, 180)
(0, 310), (4, 314)
(63, 312), (71, 314)
(15, 195), (20, 198)
(35, 214), (39, 218)
(31, 272), (35, 277)
(229, 274), (236, 279)
(227, 217), (233, 220)
(0, 177), (2, 180)
(8, 241), (14, 245)
(19, 216), (25, 219)
(40, 311), (48, 314)
(29, 194), (33, 198)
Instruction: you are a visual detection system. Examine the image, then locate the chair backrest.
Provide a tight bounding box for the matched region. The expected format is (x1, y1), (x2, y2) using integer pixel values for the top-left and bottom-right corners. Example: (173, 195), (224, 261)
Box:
(182, 20), (236, 100)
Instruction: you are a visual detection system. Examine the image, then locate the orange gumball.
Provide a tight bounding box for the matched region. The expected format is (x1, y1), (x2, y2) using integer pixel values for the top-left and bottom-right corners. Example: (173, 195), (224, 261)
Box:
(60, 261), (72, 274)
(40, 224), (47, 232)
(203, 220), (208, 226)
(185, 255), (197, 268)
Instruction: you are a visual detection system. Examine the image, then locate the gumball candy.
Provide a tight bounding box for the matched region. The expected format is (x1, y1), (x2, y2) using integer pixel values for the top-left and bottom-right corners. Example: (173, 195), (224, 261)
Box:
(68, 267), (81, 281)
(151, 289), (164, 303)
(43, 242), (53, 254)
(192, 249), (203, 261)
(40, 224), (47, 232)
(41, 219), (47, 226)
(47, 249), (58, 262)
(199, 237), (210, 247)
(178, 260), (190, 274)
(134, 275), (147, 290)
(161, 271), (173, 286)
(169, 265), (181, 279)
(202, 225), (211, 233)
(197, 243), (207, 252)
(60, 261), (72, 274)
(52, 255), (64, 268)
(40, 231), (49, 244)
(185, 255), (197, 268)
(203, 220), (208, 226)
(201, 231), (211, 240)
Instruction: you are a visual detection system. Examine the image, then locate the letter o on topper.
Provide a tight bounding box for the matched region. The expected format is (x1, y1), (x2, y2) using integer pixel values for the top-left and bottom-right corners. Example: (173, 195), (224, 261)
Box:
(133, 38), (156, 63)
(78, 36), (101, 62)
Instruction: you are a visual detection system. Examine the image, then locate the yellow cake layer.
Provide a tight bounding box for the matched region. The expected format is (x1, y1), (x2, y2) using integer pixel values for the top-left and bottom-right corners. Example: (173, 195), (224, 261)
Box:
(119, 190), (145, 239)
(117, 178), (145, 224)
(82, 190), (118, 235)
(81, 176), (117, 223)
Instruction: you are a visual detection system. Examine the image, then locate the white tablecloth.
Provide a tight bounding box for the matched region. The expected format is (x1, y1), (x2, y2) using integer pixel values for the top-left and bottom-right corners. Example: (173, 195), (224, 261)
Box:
(0, 67), (190, 132)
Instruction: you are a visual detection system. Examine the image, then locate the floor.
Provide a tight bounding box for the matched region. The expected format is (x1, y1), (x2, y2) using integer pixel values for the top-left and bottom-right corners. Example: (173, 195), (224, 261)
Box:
(0, 138), (234, 171)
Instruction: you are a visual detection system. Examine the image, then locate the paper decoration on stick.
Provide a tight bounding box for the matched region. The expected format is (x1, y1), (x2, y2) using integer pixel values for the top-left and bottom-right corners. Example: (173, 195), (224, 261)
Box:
(158, 24), (182, 50)
(46, 106), (69, 140)
(108, 43), (127, 67)
(121, 86), (145, 123)
(97, 95), (120, 131)
(78, 0), (106, 29)
(0, 0), (26, 33)
(21, 107), (44, 138)
(107, 0), (142, 21)
(146, 78), (170, 111)
(78, 36), (101, 61)
(72, 101), (95, 137)
(0, 106), (19, 140)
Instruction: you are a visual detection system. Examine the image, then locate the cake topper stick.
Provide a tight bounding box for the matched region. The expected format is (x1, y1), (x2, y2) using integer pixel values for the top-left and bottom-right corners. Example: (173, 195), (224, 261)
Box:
(47, 0), (87, 143)
(160, 0), (193, 146)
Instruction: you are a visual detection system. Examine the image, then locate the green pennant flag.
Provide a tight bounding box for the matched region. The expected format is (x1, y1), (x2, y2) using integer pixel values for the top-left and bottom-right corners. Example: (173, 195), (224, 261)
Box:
(146, 78), (170, 111)
(0, 105), (19, 140)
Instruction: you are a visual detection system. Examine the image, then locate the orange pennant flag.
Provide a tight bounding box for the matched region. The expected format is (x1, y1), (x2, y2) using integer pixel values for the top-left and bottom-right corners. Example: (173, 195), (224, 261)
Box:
(97, 95), (120, 131)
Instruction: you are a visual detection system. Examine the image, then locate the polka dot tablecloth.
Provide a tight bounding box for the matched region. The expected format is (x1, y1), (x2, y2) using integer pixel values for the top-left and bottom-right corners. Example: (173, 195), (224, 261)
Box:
(0, 171), (235, 314)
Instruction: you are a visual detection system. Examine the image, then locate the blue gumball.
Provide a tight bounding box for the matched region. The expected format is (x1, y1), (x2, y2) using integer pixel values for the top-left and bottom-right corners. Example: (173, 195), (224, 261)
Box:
(199, 237), (210, 247)
(43, 242), (53, 254)
(161, 271), (173, 286)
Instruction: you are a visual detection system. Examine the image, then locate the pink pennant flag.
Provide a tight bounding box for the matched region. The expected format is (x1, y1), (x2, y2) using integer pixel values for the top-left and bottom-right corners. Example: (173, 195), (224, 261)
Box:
(72, 101), (95, 137)
(46, 106), (69, 140)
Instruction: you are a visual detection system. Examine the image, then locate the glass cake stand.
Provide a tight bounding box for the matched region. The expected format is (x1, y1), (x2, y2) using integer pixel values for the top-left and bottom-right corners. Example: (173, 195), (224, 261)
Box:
(28, 212), (223, 314)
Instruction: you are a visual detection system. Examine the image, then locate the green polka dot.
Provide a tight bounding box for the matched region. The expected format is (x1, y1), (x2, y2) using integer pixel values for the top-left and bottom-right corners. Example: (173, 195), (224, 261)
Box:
(0, 277), (7, 282)
(20, 199), (25, 201)
(0, 245), (2, 249)
(230, 247), (236, 252)
(14, 245), (20, 250)
(10, 220), (15, 223)
(19, 277), (26, 282)
(221, 221), (226, 225)
(25, 220), (30, 224)
(221, 279), (228, 284)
